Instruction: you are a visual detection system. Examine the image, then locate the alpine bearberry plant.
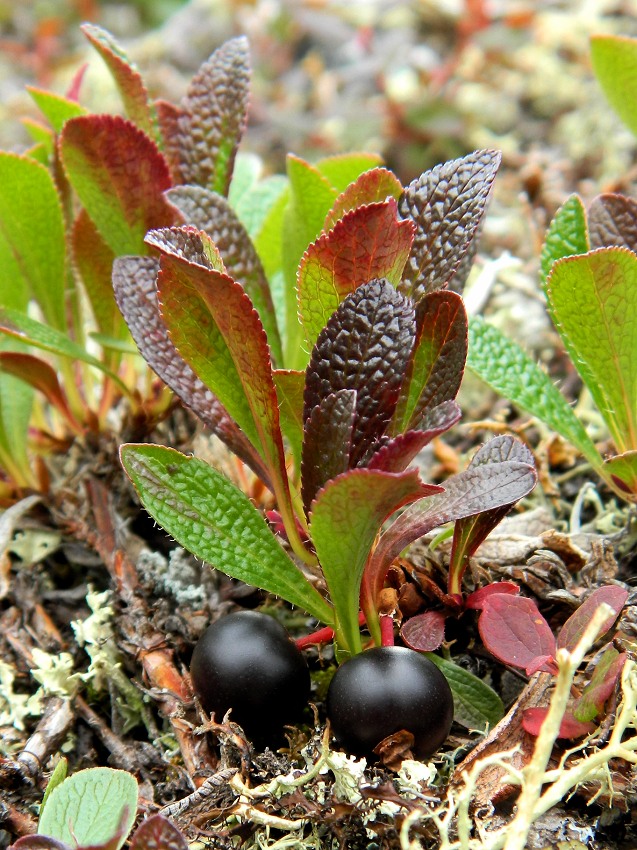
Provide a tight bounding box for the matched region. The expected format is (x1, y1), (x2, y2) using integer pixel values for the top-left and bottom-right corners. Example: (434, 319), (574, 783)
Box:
(113, 34), (539, 676)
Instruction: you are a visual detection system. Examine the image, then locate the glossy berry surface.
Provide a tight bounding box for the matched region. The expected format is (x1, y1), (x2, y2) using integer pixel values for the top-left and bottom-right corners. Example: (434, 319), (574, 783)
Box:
(190, 611), (310, 741)
(326, 646), (454, 757)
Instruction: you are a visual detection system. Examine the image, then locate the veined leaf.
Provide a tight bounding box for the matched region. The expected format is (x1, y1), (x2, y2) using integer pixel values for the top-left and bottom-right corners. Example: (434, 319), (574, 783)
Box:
(310, 467), (428, 655)
(591, 34), (637, 138)
(60, 114), (175, 256)
(166, 186), (282, 363)
(478, 595), (556, 672)
(391, 291), (467, 434)
(81, 23), (156, 141)
(0, 308), (127, 394)
(556, 585), (628, 652)
(130, 816), (188, 850)
(0, 153), (66, 330)
(398, 150), (501, 301)
(301, 389), (356, 513)
(112, 256), (266, 481)
(297, 200), (414, 353)
(121, 444), (332, 623)
(546, 247), (637, 452)
(540, 194), (589, 281)
(304, 280), (415, 467)
(170, 37), (250, 195)
(589, 193), (637, 252)
(323, 167), (403, 231)
(27, 87), (86, 134)
(425, 653), (504, 731)
(467, 316), (602, 468)
(146, 225), (225, 269)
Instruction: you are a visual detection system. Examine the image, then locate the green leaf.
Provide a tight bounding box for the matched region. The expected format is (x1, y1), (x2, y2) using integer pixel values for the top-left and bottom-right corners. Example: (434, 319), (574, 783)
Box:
(283, 155), (337, 368)
(309, 467), (426, 655)
(27, 87), (86, 134)
(602, 450), (637, 500)
(81, 23), (156, 141)
(237, 174), (288, 241)
(120, 444), (333, 624)
(273, 368), (305, 471)
(315, 152), (383, 192)
(540, 194), (589, 281)
(546, 247), (637, 452)
(40, 758), (68, 814)
(467, 316), (602, 468)
(60, 114), (174, 256)
(0, 346), (34, 488)
(591, 34), (637, 138)
(425, 653), (504, 731)
(297, 200), (414, 354)
(0, 308), (128, 395)
(38, 767), (137, 849)
(0, 153), (66, 330)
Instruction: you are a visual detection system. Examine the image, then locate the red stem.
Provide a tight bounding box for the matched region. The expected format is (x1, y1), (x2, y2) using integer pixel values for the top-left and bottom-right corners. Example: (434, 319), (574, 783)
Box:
(296, 612), (366, 650)
(380, 614), (395, 647)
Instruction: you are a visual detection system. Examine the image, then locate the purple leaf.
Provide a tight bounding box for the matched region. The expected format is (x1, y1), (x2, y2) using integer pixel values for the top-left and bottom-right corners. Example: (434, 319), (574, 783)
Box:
(129, 815), (188, 850)
(478, 594), (556, 671)
(112, 255), (268, 482)
(304, 279), (415, 467)
(465, 581), (520, 610)
(301, 389), (356, 513)
(588, 193), (637, 252)
(401, 610), (446, 652)
(169, 37), (250, 195)
(391, 290), (467, 434)
(398, 150), (501, 300)
(145, 225), (224, 268)
(523, 707), (594, 739)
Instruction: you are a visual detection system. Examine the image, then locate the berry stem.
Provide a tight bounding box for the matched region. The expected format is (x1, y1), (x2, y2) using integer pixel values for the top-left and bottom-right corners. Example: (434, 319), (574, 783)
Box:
(380, 613), (395, 647)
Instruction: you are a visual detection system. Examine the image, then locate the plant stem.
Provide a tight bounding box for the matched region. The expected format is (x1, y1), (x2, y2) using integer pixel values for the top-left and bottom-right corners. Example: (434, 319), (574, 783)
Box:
(380, 613), (395, 647)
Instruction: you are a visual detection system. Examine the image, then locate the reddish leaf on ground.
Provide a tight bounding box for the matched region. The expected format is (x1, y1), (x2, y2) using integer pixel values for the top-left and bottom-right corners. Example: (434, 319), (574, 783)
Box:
(400, 610), (446, 651)
(398, 149), (501, 301)
(391, 290), (467, 433)
(573, 648), (626, 722)
(323, 167), (404, 231)
(556, 585), (628, 652)
(303, 279), (415, 467)
(478, 594), (556, 671)
(170, 37), (250, 195)
(298, 200), (414, 349)
(522, 707), (595, 739)
(129, 815), (188, 850)
(588, 193), (637, 252)
(60, 114), (175, 256)
(465, 582), (520, 610)
(81, 23), (156, 140)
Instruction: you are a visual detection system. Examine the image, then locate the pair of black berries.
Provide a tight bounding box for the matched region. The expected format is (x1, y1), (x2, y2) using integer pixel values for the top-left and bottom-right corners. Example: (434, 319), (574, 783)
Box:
(190, 611), (454, 756)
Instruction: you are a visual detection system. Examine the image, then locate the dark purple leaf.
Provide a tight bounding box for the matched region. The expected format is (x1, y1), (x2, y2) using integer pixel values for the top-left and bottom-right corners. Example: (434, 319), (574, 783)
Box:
(301, 389), (356, 513)
(398, 149), (501, 300)
(129, 815), (188, 850)
(401, 610), (446, 651)
(478, 594), (556, 671)
(304, 279), (415, 467)
(112, 255), (268, 482)
(10, 837), (70, 850)
(362, 442), (536, 613)
(367, 400), (461, 472)
(391, 290), (467, 433)
(556, 585), (628, 652)
(155, 99), (185, 184)
(145, 225), (222, 268)
(166, 186), (281, 362)
(171, 37), (250, 195)
(589, 193), (637, 252)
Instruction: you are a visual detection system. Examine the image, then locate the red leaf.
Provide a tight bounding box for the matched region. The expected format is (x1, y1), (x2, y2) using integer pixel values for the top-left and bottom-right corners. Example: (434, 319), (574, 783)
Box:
(557, 585), (628, 652)
(298, 199), (414, 349)
(401, 610), (446, 651)
(0, 352), (82, 433)
(465, 581), (520, 610)
(478, 594), (556, 671)
(522, 707), (595, 739)
(525, 655), (559, 676)
(60, 114), (175, 256)
(72, 210), (121, 338)
(323, 167), (404, 231)
(129, 815), (188, 850)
